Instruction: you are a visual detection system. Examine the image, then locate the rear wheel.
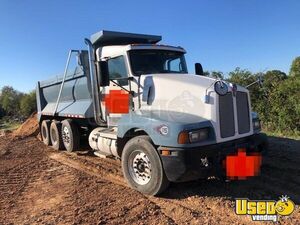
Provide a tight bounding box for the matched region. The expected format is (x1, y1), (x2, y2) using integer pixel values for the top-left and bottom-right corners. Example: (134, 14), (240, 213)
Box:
(61, 119), (80, 152)
(41, 120), (51, 146)
(50, 121), (64, 150)
(121, 135), (169, 196)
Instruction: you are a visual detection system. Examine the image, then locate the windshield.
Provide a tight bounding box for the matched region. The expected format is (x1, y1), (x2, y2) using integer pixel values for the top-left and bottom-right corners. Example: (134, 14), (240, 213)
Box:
(129, 50), (188, 75)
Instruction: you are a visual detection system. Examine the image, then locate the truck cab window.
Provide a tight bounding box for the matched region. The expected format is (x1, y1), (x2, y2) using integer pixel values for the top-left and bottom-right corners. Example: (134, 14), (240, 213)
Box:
(108, 56), (128, 86)
(129, 50), (187, 75)
(167, 58), (183, 72)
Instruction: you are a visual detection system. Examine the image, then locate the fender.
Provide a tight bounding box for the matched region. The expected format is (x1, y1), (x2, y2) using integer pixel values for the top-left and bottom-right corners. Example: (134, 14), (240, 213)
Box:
(117, 112), (216, 148)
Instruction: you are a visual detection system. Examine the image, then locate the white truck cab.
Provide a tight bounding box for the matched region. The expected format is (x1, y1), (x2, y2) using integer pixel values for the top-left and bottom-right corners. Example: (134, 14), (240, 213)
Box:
(37, 30), (268, 195)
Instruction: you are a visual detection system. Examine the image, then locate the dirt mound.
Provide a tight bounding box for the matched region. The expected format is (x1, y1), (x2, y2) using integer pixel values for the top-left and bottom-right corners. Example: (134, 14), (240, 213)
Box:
(13, 113), (39, 139)
(0, 129), (11, 137)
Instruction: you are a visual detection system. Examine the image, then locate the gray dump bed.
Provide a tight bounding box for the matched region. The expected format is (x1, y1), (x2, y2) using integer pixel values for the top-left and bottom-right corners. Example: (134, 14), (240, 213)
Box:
(36, 30), (161, 123)
(36, 65), (94, 122)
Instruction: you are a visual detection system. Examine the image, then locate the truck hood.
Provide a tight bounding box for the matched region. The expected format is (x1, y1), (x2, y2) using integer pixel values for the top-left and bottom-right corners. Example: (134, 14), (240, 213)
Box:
(137, 73), (248, 124)
(137, 73), (218, 124)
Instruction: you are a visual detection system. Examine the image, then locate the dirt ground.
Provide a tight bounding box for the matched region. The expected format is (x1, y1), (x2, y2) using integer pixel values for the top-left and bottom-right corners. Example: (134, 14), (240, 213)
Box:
(0, 126), (300, 224)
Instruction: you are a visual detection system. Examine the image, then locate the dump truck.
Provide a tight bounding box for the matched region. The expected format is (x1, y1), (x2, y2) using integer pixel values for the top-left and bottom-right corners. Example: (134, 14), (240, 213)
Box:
(36, 30), (268, 195)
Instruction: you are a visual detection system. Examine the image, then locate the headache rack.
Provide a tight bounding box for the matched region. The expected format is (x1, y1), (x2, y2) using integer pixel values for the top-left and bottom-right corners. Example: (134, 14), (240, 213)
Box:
(90, 30), (162, 48)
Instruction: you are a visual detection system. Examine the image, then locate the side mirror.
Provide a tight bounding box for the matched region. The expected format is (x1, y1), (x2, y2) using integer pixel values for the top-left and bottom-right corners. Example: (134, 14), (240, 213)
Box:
(98, 61), (110, 87)
(195, 63), (204, 75)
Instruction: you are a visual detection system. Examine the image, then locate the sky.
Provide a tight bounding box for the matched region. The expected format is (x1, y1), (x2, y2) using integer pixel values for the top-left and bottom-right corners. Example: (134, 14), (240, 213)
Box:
(0, 0), (299, 93)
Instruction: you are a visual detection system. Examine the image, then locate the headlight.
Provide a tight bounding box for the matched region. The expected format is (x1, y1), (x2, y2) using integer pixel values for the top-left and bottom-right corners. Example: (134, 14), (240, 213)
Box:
(178, 128), (209, 144)
(253, 119), (261, 131)
(189, 128), (209, 143)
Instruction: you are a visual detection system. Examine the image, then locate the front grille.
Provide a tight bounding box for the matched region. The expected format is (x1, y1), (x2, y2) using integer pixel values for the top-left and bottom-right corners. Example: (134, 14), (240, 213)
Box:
(219, 93), (235, 138)
(236, 91), (250, 134)
(218, 91), (250, 138)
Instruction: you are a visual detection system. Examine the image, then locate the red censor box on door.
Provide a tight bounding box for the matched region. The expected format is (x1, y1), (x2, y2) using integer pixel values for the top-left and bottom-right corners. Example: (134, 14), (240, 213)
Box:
(104, 90), (130, 114)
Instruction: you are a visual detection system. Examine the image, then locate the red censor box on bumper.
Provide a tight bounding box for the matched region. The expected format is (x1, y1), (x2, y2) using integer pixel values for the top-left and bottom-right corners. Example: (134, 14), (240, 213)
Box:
(224, 148), (262, 180)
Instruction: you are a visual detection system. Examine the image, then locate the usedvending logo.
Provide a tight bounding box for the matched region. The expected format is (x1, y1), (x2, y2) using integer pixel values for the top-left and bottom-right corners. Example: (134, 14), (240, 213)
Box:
(235, 195), (295, 222)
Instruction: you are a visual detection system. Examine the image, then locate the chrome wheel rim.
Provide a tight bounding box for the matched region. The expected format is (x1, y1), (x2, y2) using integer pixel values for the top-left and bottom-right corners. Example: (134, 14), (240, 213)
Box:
(62, 126), (70, 145)
(128, 150), (152, 185)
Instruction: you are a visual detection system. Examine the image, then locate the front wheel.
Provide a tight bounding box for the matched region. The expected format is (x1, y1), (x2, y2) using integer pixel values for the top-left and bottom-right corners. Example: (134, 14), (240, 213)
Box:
(121, 135), (169, 196)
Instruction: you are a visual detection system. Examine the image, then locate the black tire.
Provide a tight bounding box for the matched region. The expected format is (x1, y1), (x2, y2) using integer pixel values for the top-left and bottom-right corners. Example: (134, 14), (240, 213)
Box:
(50, 121), (64, 150)
(41, 120), (51, 146)
(121, 135), (169, 196)
(61, 119), (80, 152)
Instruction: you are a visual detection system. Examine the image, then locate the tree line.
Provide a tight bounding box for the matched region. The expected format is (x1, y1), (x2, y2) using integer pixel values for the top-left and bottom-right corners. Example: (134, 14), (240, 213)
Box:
(207, 56), (300, 136)
(0, 87), (36, 120)
(0, 56), (299, 135)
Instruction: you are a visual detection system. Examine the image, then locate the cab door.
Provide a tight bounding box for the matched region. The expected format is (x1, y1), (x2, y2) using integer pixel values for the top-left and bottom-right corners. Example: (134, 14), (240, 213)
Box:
(101, 55), (131, 126)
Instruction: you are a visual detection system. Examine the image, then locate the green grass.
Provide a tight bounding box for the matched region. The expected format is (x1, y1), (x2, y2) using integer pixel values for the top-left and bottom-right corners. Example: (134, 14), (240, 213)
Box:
(263, 129), (300, 140)
(0, 119), (21, 131)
